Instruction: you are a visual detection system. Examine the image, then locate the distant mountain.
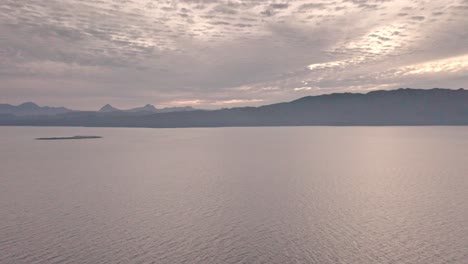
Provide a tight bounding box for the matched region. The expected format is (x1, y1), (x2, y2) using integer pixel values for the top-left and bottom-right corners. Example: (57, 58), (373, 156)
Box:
(127, 104), (158, 113)
(98, 104), (194, 113)
(0, 101), (195, 117)
(0, 102), (73, 116)
(99, 104), (121, 112)
(1, 88), (467, 127)
(157, 106), (195, 113)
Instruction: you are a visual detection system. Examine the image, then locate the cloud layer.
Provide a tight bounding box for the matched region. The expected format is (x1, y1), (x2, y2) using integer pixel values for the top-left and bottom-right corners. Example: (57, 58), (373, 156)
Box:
(0, 0), (467, 109)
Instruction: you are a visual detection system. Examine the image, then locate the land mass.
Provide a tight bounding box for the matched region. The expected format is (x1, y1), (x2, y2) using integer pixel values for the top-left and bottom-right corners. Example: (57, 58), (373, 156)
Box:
(36, 136), (102, 140)
(1, 88), (467, 128)
(0, 102), (195, 116)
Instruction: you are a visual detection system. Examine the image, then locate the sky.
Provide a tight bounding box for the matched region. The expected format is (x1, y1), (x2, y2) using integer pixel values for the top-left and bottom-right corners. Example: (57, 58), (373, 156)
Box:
(0, 0), (467, 110)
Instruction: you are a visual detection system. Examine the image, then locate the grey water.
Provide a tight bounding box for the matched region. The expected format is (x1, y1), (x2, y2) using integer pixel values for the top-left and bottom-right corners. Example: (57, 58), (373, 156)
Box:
(0, 126), (467, 264)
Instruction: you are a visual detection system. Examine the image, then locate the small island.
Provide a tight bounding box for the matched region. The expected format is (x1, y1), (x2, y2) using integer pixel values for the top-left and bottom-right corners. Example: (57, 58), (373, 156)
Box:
(36, 136), (102, 140)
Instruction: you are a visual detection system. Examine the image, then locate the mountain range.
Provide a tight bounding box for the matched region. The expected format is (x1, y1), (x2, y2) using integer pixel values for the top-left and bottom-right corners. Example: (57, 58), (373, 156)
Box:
(0, 102), (195, 116)
(98, 104), (194, 113)
(0, 102), (72, 116)
(0, 88), (467, 127)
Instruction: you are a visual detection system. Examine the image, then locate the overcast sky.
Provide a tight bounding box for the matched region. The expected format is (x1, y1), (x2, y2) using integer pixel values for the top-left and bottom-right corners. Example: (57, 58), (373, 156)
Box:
(0, 0), (467, 109)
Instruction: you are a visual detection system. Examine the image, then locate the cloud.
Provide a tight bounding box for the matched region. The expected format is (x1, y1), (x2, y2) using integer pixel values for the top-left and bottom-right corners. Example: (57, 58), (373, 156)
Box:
(410, 16), (426, 21)
(270, 3), (289, 9)
(0, 0), (466, 109)
(298, 3), (329, 11)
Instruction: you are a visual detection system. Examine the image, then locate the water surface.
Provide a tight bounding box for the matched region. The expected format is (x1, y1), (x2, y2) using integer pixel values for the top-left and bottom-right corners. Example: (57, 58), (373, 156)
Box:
(1, 126), (467, 263)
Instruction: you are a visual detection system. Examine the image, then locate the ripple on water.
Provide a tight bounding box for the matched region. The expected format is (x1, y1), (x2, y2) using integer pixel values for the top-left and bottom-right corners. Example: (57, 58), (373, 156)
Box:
(1, 126), (467, 264)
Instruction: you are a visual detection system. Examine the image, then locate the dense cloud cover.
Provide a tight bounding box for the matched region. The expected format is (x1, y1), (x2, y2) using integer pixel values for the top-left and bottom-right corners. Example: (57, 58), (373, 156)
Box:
(0, 0), (467, 109)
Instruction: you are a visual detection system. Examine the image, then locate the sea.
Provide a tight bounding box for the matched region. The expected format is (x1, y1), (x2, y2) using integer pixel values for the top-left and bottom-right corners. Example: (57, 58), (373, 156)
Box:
(1, 126), (467, 264)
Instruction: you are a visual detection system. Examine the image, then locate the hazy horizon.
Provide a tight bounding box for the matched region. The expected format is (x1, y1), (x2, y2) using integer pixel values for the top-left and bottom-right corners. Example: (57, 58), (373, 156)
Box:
(1, 0), (467, 109)
(1, 87), (464, 111)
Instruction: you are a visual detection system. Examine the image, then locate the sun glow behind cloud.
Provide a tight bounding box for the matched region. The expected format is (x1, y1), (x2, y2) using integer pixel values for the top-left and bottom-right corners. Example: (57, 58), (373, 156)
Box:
(162, 98), (264, 108)
(399, 54), (468, 75)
